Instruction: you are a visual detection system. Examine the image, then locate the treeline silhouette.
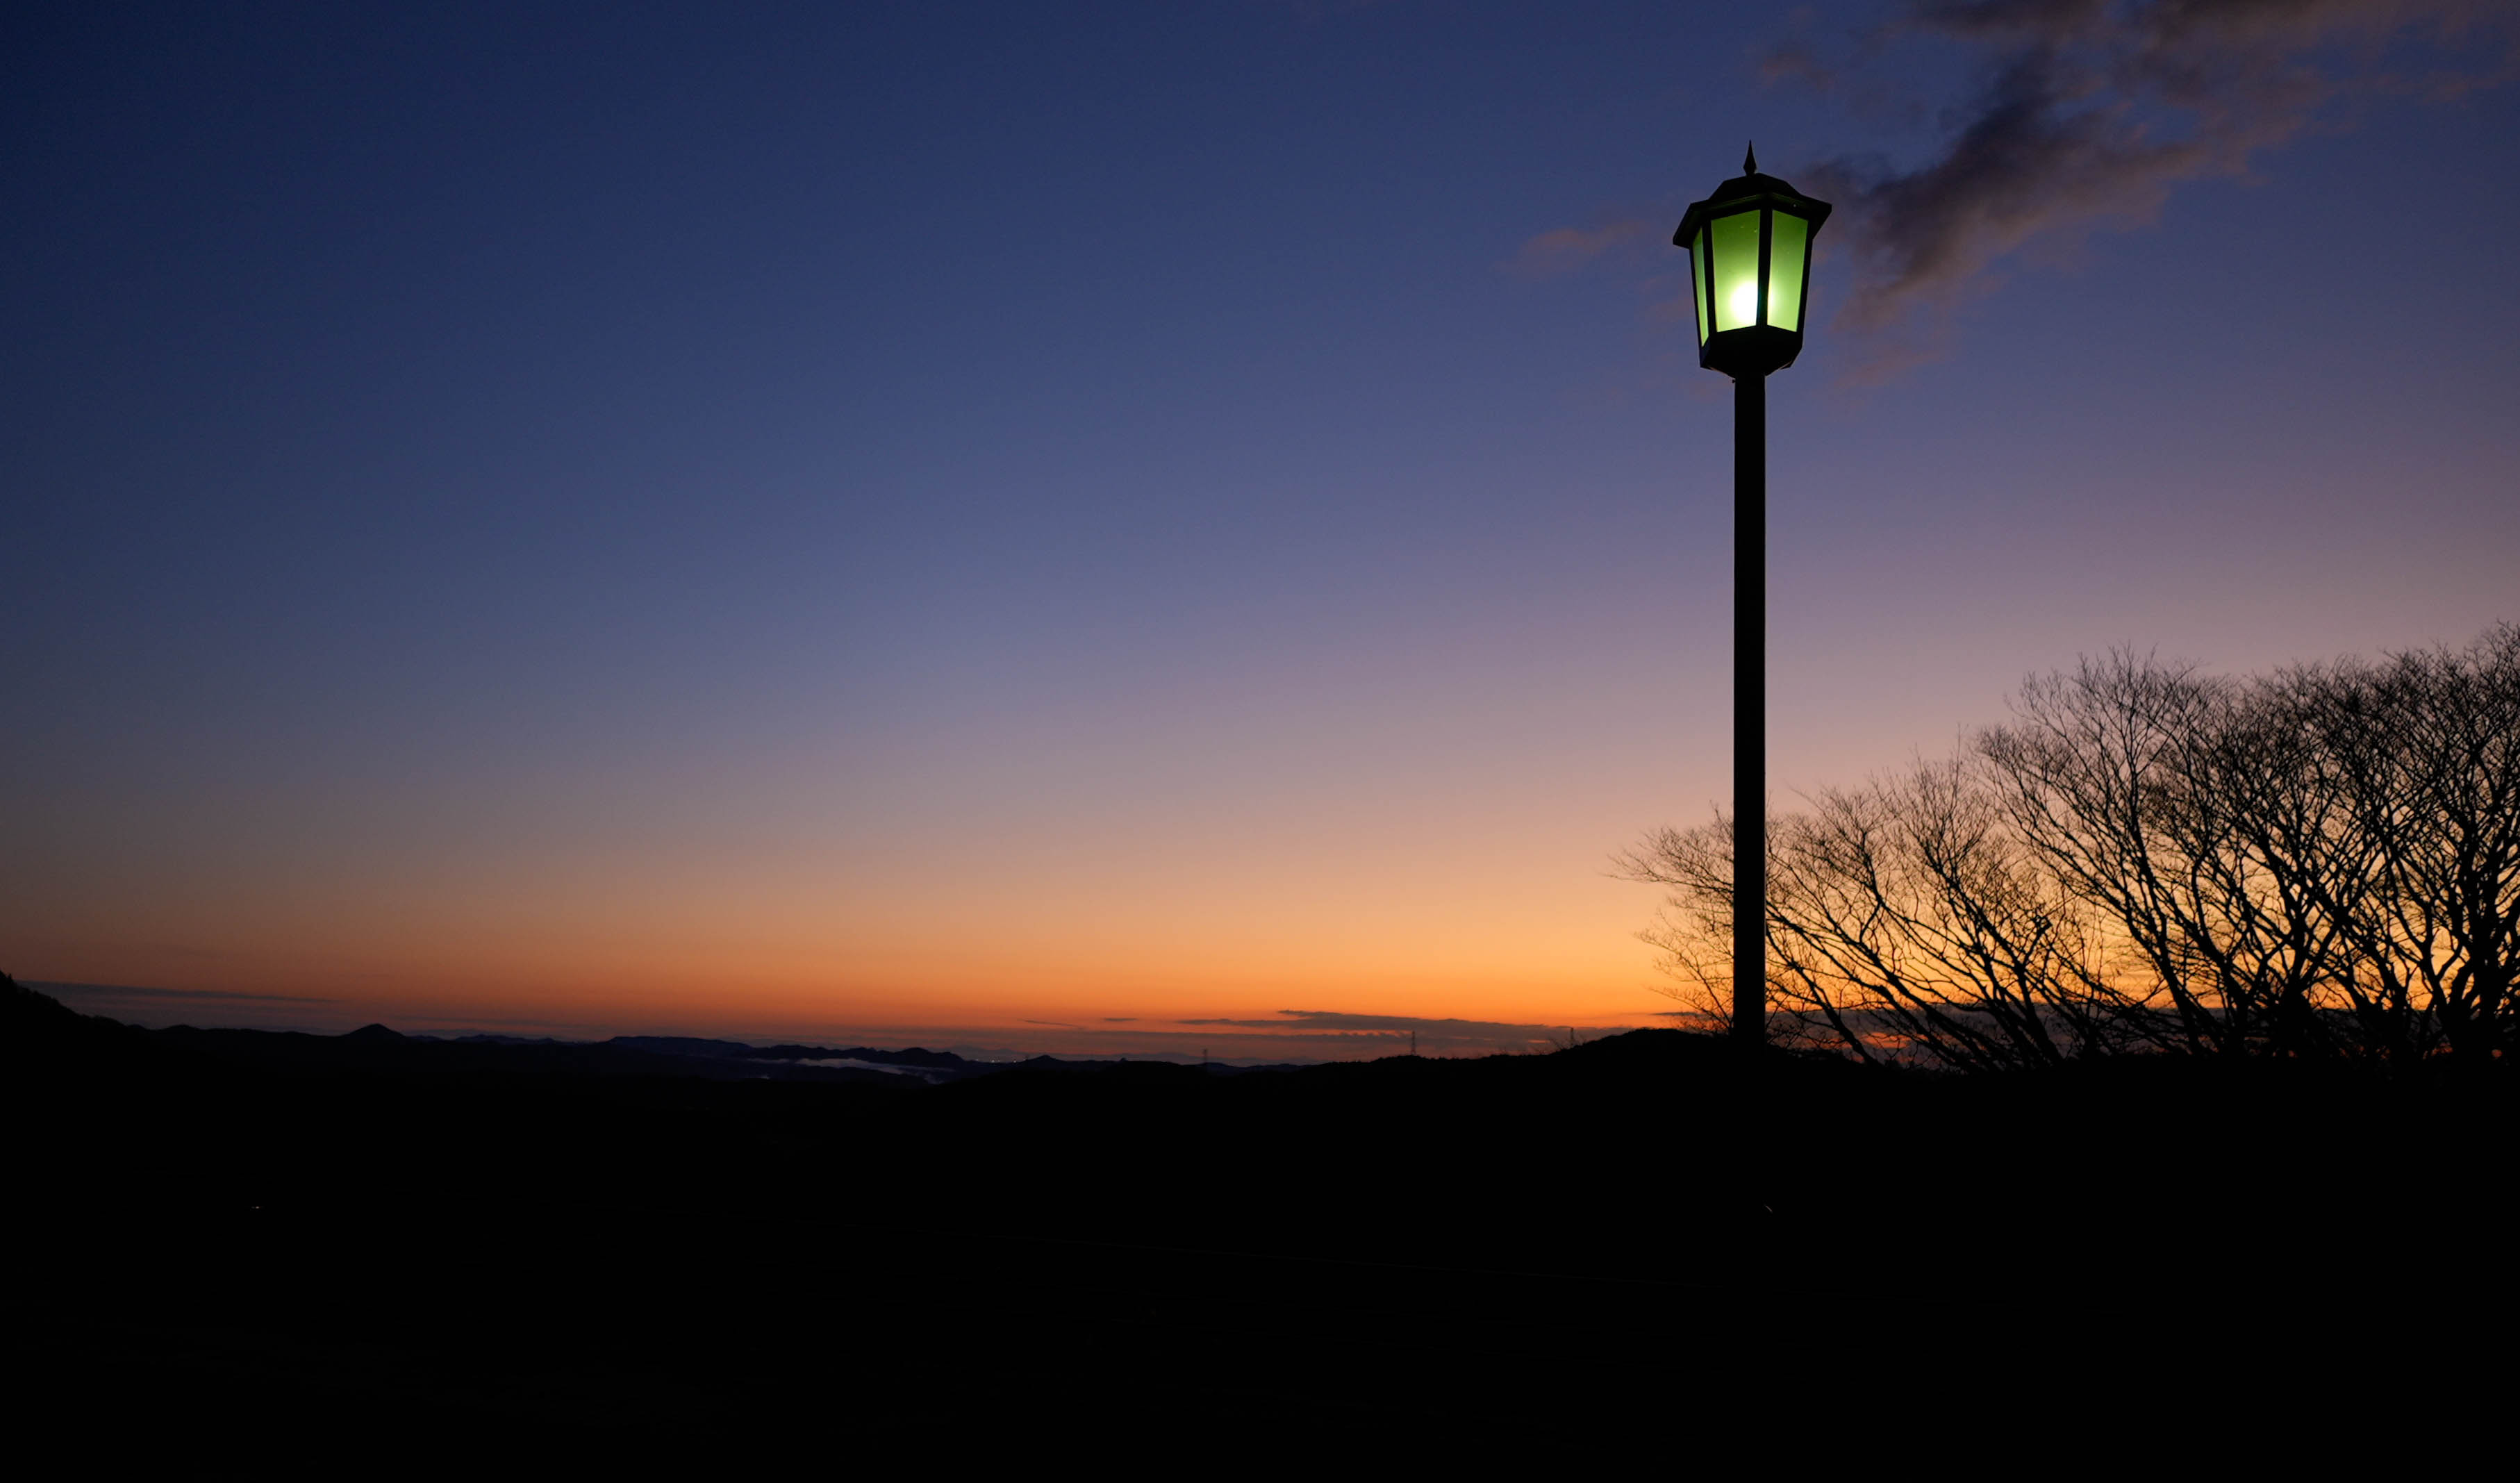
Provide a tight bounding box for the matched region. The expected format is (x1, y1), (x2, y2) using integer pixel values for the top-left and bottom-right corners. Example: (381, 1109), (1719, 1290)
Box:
(1623, 624), (2520, 1070)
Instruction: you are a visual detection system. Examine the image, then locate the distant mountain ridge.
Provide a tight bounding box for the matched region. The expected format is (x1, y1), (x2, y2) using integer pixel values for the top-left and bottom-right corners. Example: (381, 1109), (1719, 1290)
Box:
(3, 977), (1316, 1083)
(19, 980), (1348, 1071)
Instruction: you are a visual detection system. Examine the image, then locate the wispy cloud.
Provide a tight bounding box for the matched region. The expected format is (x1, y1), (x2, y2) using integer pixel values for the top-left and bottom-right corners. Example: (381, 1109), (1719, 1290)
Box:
(1508, 219), (1655, 276)
(1791, 0), (2513, 377)
(35, 981), (331, 1004)
(32, 980), (345, 1035)
(1175, 1009), (1628, 1055)
(886, 1007), (1647, 1063)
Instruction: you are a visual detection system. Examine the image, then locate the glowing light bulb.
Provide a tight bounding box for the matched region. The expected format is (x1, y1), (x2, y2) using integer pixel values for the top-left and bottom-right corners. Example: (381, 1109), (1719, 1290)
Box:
(1729, 281), (1759, 325)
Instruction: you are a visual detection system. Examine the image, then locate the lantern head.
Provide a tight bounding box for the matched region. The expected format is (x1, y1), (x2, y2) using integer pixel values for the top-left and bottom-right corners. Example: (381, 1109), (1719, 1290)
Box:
(1675, 145), (1832, 379)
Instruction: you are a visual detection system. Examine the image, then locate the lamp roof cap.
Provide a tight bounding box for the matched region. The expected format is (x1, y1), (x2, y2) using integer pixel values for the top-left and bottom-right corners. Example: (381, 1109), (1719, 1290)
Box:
(1673, 149), (1833, 247)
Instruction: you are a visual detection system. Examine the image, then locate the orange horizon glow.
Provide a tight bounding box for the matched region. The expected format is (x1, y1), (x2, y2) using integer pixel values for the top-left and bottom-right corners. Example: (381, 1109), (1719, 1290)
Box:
(14, 916), (1678, 1051)
(10, 807), (1688, 1054)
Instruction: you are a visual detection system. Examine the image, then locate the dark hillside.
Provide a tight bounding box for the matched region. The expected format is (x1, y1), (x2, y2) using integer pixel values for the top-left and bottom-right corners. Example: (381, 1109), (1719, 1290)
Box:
(5, 975), (2507, 1444)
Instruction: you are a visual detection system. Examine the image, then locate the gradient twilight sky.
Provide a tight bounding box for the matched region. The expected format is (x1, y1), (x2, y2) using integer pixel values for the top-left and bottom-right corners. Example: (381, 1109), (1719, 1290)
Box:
(6, 1), (2516, 1058)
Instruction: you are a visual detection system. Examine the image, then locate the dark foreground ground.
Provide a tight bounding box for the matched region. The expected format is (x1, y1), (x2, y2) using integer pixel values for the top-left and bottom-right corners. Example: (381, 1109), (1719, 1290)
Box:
(7, 975), (2511, 1450)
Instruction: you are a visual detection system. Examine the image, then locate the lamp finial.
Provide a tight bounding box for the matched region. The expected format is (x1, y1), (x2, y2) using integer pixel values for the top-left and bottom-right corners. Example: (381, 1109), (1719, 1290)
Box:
(1744, 141), (1757, 174)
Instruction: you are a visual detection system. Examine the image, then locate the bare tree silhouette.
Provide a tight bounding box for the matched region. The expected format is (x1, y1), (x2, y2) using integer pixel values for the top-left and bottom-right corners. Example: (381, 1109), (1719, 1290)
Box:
(1621, 624), (2520, 1068)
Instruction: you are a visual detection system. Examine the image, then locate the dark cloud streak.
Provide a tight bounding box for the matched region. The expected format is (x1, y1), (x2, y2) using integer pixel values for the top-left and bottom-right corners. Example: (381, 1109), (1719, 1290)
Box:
(1179, 1009), (1559, 1034)
(1172, 1009), (1634, 1055)
(35, 981), (332, 1004)
(1789, 0), (2511, 377)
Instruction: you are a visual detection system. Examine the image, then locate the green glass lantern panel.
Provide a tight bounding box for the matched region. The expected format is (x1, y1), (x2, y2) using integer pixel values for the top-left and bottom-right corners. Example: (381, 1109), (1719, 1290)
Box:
(1691, 228), (1711, 345)
(1709, 209), (1762, 333)
(1766, 212), (1807, 333)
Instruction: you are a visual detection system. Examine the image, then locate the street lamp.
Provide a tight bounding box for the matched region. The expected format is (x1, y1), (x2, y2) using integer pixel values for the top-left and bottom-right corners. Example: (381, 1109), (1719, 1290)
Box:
(1675, 144), (1830, 1046)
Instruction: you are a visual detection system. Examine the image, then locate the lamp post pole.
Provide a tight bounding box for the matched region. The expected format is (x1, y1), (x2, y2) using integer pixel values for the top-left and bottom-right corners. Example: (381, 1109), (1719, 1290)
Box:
(1732, 370), (1765, 1045)
(1674, 145), (1827, 1050)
